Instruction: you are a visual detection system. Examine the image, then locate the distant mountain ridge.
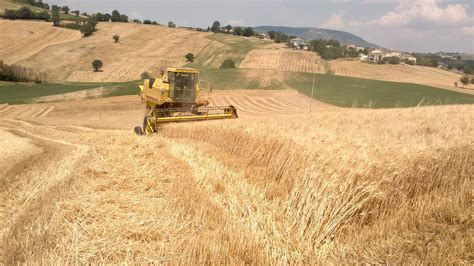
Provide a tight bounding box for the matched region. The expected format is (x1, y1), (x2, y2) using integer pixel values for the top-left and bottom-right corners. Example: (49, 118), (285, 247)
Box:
(254, 26), (380, 48)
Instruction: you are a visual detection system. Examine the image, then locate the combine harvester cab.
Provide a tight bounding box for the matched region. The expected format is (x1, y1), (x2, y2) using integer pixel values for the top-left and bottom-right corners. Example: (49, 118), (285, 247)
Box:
(134, 67), (238, 135)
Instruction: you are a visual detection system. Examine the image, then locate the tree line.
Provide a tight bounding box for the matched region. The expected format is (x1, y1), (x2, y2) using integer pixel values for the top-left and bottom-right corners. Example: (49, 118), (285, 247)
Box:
(205, 21), (255, 37)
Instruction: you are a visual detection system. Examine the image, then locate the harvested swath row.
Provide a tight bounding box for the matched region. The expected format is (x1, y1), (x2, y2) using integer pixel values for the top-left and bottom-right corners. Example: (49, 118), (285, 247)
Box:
(159, 104), (472, 263)
(0, 105), (54, 119)
(0, 125), (269, 264)
(239, 48), (325, 74)
(67, 59), (177, 82)
(0, 121), (89, 264)
(209, 89), (334, 116)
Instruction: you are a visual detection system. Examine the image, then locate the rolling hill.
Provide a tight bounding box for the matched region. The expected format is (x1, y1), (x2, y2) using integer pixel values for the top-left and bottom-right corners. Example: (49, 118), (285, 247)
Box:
(254, 26), (379, 48)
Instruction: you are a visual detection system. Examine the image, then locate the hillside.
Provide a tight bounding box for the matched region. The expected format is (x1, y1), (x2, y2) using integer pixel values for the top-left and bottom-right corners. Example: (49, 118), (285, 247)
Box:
(0, 20), (212, 82)
(0, 0), (45, 14)
(330, 59), (473, 94)
(254, 26), (379, 47)
(0, 20), (82, 65)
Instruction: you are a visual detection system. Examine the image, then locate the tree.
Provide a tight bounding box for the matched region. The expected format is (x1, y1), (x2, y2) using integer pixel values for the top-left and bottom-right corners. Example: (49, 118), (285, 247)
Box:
(92, 60), (103, 72)
(51, 5), (60, 13)
(111, 10), (121, 22)
(233, 26), (243, 36)
(460, 75), (470, 86)
(242, 27), (254, 37)
(141, 71), (151, 79)
(152, 21), (158, 25)
(168, 21), (176, 28)
(362, 48), (369, 55)
(80, 23), (95, 37)
(185, 53), (194, 62)
(73, 10), (80, 17)
(463, 67), (473, 75)
(120, 14), (128, 22)
(211, 21), (221, 33)
(220, 59), (236, 69)
(471, 78), (474, 84)
(52, 7), (60, 26)
(224, 24), (232, 32)
(143, 19), (152, 24)
(4, 9), (17, 19)
(16, 7), (34, 19)
(133, 19), (141, 23)
(62, 6), (70, 14)
(267, 31), (276, 39)
(113, 35), (120, 43)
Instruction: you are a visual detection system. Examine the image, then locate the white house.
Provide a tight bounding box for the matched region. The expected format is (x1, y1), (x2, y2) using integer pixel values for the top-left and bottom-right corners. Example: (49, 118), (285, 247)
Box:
(368, 50), (385, 61)
(290, 38), (306, 49)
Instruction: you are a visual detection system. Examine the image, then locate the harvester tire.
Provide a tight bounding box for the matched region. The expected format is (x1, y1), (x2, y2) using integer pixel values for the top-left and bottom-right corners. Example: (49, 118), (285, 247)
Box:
(134, 126), (143, 136)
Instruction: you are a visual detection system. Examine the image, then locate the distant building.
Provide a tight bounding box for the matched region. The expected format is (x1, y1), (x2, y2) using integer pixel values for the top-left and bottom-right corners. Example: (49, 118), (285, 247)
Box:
(368, 50), (385, 61)
(290, 38), (306, 49)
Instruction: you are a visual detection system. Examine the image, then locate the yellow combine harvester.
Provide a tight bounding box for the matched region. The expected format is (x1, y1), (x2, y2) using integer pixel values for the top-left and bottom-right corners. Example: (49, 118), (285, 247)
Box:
(134, 67), (238, 135)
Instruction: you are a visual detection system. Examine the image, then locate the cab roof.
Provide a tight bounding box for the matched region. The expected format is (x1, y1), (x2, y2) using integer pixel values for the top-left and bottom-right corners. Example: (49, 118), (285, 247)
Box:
(167, 67), (199, 74)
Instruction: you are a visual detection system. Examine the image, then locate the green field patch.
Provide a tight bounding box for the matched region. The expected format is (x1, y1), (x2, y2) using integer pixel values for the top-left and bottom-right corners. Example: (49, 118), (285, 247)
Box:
(286, 73), (474, 108)
(186, 34), (269, 69)
(0, 81), (139, 104)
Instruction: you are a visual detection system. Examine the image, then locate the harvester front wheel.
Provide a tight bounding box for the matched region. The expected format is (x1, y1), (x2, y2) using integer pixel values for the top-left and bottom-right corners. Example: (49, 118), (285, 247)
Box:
(134, 126), (143, 136)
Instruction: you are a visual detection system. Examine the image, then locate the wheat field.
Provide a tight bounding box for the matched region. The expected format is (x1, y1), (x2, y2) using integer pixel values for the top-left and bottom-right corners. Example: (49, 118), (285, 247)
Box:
(1, 92), (472, 264)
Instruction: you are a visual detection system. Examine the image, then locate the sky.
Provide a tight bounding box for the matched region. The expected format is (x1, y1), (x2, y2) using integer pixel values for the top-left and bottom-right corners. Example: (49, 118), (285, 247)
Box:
(48, 0), (474, 53)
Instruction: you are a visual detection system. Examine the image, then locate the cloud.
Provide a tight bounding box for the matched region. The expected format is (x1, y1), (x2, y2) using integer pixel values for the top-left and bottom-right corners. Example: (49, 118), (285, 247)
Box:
(369, 0), (470, 27)
(463, 26), (474, 36)
(320, 12), (345, 29)
(227, 19), (244, 25)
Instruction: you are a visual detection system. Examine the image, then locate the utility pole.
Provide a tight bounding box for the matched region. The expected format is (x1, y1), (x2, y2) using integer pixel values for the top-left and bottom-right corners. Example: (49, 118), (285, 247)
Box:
(309, 76), (315, 113)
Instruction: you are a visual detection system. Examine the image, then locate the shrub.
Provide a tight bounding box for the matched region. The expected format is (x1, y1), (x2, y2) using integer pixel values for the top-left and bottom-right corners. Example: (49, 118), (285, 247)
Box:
(16, 7), (34, 19)
(168, 21), (176, 28)
(152, 21), (158, 25)
(141, 71), (151, 80)
(3, 9), (17, 19)
(463, 67), (473, 75)
(471, 78), (474, 84)
(92, 60), (103, 72)
(387, 56), (401, 64)
(63, 23), (80, 30)
(459, 75), (470, 86)
(143, 20), (152, 24)
(233, 27), (243, 36)
(185, 53), (194, 62)
(80, 22), (96, 36)
(113, 35), (120, 43)
(220, 59), (236, 69)
(242, 27), (254, 37)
